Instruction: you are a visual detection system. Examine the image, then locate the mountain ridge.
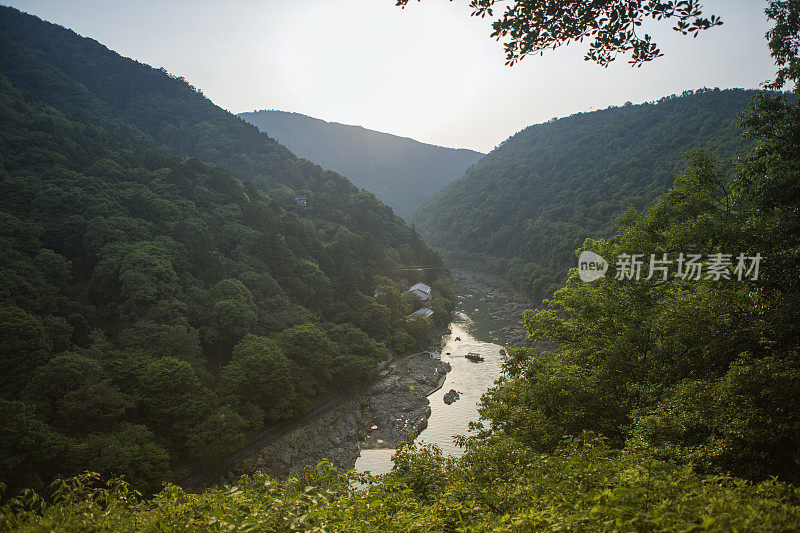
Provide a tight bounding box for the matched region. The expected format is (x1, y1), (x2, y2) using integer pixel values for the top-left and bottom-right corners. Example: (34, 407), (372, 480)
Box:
(411, 88), (763, 299)
(243, 110), (479, 152)
(239, 109), (484, 218)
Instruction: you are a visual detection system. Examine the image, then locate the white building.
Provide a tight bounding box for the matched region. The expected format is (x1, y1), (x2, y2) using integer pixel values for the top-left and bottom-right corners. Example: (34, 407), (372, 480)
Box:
(407, 282), (432, 304)
(411, 307), (434, 319)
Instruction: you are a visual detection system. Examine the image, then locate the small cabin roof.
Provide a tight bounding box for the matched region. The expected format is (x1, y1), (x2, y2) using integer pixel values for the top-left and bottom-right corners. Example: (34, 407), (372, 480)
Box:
(409, 288), (432, 301)
(411, 308), (434, 318)
(408, 282), (431, 294)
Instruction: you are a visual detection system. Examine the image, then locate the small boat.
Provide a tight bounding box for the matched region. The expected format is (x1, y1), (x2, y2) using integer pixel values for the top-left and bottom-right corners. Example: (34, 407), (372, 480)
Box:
(465, 352), (484, 362)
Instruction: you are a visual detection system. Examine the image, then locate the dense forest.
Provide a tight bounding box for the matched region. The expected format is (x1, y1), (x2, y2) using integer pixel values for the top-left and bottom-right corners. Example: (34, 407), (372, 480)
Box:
(4, 0), (800, 530)
(239, 110), (484, 219)
(5, 80), (800, 527)
(6, 95), (800, 532)
(0, 6), (453, 497)
(412, 89), (762, 300)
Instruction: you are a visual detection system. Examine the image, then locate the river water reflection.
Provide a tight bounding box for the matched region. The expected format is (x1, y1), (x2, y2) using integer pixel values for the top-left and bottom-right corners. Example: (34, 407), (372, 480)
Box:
(354, 289), (513, 475)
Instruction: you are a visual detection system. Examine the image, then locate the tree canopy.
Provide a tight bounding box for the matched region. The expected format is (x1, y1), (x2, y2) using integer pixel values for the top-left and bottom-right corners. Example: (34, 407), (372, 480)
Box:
(397, 0), (722, 66)
(0, 5), (453, 496)
(412, 88), (759, 301)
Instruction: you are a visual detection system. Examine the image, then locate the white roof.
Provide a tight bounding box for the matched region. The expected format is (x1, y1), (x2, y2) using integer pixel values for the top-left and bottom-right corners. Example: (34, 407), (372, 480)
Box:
(408, 282), (431, 294)
(409, 288), (432, 301)
(411, 308), (434, 318)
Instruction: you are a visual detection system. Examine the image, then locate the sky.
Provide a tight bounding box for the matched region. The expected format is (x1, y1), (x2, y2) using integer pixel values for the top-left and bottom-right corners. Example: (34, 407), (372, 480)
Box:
(4, 0), (777, 152)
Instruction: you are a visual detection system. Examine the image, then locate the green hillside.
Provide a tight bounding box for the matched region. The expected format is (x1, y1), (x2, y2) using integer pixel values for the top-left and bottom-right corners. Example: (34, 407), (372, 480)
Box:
(412, 89), (761, 300)
(3, 1), (800, 530)
(6, 112), (800, 527)
(239, 110), (484, 218)
(9, 83), (800, 530)
(0, 6), (452, 496)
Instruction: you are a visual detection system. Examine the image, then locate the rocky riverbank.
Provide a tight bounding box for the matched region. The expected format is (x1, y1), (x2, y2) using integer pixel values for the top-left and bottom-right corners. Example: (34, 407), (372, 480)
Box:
(214, 352), (449, 484)
(359, 353), (450, 449)
(451, 269), (558, 354)
(451, 269), (534, 347)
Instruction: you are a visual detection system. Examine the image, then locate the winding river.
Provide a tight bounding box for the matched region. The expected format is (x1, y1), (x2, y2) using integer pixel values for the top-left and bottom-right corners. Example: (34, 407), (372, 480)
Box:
(354, 286), (518, 475)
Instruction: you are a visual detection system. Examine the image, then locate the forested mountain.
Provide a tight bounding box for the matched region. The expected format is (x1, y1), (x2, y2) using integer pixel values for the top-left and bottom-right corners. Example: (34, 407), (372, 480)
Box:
(7, 88), (800, 527)
(4, 0), (800, 529)
(238, 110), (484, 218)
(412, 89), (761, 299)
(0, 6), (453, 496)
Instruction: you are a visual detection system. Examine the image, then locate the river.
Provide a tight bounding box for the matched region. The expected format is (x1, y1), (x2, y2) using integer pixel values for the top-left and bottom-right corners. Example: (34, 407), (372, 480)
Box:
(354, 285), (520, 475)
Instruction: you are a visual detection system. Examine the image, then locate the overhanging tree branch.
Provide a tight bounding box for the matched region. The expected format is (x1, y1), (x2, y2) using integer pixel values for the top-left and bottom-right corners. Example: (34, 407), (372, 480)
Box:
(396, 0), (722, 67)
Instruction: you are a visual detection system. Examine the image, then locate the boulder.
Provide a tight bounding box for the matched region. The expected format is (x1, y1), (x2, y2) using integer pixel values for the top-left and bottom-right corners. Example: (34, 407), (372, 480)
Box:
(443, 389), (461, 405)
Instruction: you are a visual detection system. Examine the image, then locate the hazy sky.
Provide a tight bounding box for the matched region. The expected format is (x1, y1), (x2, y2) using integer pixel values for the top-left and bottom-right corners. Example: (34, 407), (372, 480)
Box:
(5, 0), (777, 152)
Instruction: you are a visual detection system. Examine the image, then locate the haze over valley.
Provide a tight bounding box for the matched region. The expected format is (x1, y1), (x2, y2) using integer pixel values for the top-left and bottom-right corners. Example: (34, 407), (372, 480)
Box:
(239, 110), (484, 218)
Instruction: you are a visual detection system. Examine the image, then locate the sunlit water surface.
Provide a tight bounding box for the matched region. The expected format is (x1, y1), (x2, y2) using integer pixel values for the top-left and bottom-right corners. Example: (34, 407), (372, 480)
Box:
(355, 291), (510, 475)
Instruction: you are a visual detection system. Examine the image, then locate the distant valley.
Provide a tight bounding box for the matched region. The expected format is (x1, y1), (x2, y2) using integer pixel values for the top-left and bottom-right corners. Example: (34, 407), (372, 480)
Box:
(239, 110), (484, 218)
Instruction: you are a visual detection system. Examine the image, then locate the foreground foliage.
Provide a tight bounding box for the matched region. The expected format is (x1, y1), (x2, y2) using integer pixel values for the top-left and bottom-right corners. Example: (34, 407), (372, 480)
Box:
(3, 438), (799, 531)
(479, 87), (800, 484)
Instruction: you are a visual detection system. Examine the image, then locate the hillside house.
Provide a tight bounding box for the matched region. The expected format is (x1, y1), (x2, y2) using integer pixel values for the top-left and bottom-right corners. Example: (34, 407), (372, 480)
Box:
(407, 282), (432, 306)
(408, 307), (434, 320)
